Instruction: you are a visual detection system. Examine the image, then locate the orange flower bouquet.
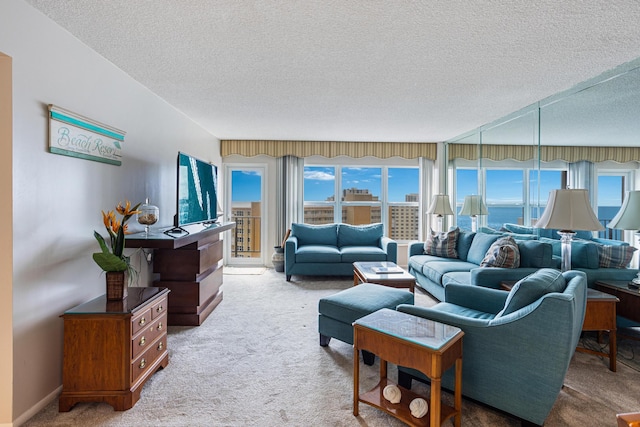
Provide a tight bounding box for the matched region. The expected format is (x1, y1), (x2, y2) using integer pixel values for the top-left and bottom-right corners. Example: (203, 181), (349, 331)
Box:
(93, 200), (141, 273)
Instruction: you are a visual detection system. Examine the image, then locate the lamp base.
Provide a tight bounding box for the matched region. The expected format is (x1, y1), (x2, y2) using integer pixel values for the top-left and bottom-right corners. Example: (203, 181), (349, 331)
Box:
(558, 230), (576, 272)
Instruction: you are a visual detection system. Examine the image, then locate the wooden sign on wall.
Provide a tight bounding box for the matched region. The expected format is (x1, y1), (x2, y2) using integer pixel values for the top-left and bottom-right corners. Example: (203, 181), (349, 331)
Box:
(48, 105), (126, 166)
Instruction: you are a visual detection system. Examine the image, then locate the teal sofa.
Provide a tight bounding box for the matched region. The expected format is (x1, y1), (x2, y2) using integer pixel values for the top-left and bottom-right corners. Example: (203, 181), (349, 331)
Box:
(284, 223), (397, 281)
(408, 229), (556, 300)
(498, 223), (639, 287)
(396, 269), (588, 426)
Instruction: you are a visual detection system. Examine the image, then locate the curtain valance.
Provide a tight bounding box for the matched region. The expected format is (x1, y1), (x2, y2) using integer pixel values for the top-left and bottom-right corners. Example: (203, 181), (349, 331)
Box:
(221, 140), (437, 160)
(448, 143), (640, 163)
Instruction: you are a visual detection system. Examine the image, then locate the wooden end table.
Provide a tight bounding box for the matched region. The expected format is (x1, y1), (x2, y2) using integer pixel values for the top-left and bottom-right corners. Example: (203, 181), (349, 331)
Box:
(353, 308), (463, 427)
(353, 261), (416, 293)
(501, 280), (619, 371)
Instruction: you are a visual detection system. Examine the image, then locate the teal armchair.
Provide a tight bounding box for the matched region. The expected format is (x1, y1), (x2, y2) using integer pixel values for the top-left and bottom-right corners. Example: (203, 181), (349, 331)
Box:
(396, 269), (587, 426)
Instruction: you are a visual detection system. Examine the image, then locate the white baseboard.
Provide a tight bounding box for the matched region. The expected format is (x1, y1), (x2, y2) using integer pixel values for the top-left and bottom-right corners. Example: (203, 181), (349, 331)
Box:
(12, 386), (61, 427)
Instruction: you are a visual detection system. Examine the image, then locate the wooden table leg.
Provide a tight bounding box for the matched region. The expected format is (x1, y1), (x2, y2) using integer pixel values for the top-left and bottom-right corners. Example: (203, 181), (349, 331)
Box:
(353, 344), (359, 416)
(430, 377), (441, 427)
(610, 328), (617, 372)
(454, 358), (462, 427)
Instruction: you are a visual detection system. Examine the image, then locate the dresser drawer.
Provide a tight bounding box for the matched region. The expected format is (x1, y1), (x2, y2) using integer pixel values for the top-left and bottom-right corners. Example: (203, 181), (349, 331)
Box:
(131, 334), (167, 385)
(131, 307), (153, 336)
(131, 313), (167, 360)
(151, 296), (168, 320)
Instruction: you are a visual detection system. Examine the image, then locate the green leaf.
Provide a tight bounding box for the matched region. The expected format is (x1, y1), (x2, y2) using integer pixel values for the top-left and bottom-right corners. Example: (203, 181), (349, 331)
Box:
(93, 252), (128, 272)
(114, 227), (125, 258)
(94, 231), (110, 253)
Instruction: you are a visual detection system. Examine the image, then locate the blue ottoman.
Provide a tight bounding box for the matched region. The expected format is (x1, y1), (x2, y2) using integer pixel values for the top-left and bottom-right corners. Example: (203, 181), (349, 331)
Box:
(318, 283), (414, 364)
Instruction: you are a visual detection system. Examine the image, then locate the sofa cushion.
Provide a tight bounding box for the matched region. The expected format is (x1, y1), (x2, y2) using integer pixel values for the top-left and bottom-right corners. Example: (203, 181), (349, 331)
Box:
(340, 246), (388, 262)
(480, 236), (521, 268)
(501, 223), (535, 235)
(598, 245), (637, 268)
(424, 228), (459, 258)
(292, 223), (338, 247)
(422, 261), (478, 285)
(497, 268), (566, 317)
(539, 237), (600, 269)
(456, 229), (476, 261)
(517, 240), (554, 268)
(337, 223), (382, 248)
(295, 245), (341, 263)
(466, 233), (502, 265)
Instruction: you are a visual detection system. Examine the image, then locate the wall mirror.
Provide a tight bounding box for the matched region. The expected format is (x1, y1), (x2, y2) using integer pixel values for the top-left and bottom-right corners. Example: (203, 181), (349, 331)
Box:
(446, 56), (640, 239)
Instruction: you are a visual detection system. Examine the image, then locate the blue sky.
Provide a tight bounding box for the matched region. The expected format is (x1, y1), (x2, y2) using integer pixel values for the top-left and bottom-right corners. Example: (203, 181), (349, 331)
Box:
(303, 167), (419, 202)
(232, 167), (624, 207)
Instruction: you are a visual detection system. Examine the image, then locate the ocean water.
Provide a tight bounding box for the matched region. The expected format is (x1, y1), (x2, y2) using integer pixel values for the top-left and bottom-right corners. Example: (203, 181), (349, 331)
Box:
(456, 205), (622, 240)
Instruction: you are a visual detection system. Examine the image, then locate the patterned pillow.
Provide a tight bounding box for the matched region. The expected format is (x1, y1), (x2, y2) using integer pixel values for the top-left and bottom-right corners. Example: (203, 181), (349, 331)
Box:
(423, 228), (459, 259)
(598, 245), (637, 268)
(480, 236), (521, 268)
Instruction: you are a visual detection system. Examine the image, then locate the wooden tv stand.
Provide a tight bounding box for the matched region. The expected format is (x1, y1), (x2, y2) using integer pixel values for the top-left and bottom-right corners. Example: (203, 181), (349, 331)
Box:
(126, 222), (235, 326)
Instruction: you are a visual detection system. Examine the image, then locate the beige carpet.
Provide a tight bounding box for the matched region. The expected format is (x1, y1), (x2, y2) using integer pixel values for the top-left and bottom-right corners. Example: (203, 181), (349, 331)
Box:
(23, 270), (640, 426)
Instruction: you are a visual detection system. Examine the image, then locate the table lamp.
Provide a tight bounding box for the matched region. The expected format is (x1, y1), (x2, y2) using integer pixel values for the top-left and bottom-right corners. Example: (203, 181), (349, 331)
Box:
(607, 190), (640, 284)
(459, 195), (488, 232)
(534, 189), (604, 272)
(427, 194), (454, 233)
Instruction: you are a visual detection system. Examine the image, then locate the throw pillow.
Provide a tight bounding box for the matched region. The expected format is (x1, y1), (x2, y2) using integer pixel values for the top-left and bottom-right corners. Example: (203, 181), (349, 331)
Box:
(423, 228), (459, 259)
(480, 236), (521, 268)
(598, 245), (637, 268)
(497, 268), (566, 317)
(466, 233), (502, 265)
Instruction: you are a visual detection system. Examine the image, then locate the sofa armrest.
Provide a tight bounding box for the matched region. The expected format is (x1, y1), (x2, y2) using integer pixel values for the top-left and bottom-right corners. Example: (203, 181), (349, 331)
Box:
(408, 242), (424, 257)
(284, 236), (298, 271)
(397, 304), (492, 328)
(381, 236), (398, 262)
(443, 283), (508, 314)
(470, 267), (541, 289)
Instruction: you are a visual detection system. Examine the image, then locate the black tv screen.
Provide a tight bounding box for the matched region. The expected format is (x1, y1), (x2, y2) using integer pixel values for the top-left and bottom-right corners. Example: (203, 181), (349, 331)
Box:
(176, 152), (218, 227)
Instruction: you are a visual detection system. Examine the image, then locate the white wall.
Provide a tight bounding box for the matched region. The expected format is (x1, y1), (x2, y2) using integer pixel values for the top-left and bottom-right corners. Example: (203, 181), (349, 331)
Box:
(1, 0), (221, 423)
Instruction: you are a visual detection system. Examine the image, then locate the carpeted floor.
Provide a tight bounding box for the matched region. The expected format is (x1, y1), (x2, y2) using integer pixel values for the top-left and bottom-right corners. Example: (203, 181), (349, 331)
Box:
(23, 270), (640, 426)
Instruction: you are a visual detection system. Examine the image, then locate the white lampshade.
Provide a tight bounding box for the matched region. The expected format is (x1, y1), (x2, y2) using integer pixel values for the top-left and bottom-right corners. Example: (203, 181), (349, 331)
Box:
(427, 194), (454, 216)
(459, 195), (488, 216)
(608, 191), (640, 231)
(534, 189), (604, 232)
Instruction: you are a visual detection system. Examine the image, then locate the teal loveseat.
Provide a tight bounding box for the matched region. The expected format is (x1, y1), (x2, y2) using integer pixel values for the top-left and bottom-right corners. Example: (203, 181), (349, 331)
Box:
(397, 269), (588, 426)
(285, 223), (397, 281)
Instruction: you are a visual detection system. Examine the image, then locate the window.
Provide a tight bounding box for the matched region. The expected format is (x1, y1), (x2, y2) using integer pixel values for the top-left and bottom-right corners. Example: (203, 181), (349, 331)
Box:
(455, 169), (478, 231)
(597, 173), (627, 240)
(455, 166), (566, 231)
(304, 165), (419, 240)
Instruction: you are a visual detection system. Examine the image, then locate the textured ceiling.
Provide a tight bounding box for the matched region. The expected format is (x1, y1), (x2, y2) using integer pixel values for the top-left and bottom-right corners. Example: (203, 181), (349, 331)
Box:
(24, 0), (640, 142)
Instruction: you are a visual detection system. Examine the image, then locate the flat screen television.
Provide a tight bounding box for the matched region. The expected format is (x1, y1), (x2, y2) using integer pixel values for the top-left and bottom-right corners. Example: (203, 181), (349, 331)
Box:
(175, 151), (219, 227)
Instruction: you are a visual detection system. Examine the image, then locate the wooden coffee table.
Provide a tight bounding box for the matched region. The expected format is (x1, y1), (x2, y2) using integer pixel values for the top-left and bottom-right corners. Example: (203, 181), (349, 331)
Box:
(353, 261), (416, 293)
(502, 280), (619, 371)
(353, 308), (463, 427)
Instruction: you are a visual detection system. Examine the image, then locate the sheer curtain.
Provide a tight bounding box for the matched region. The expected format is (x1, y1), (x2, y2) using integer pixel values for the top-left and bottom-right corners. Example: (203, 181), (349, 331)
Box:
(276, 156), (304, 245)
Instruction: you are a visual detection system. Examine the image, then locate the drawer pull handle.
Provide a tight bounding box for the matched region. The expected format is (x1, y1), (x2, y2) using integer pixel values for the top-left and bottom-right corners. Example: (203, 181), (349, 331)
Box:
(139, 358), (146, 369)
(139, 317), (146, 326)
(157, 342), (164, 351)
(156, 305), (164, 313)
(139, 336), (146, 346)
(157, 322), (163, 331)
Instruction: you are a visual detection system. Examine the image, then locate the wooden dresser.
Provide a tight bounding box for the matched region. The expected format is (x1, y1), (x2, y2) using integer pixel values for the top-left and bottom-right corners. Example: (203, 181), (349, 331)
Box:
(59, 287), (170, 411)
